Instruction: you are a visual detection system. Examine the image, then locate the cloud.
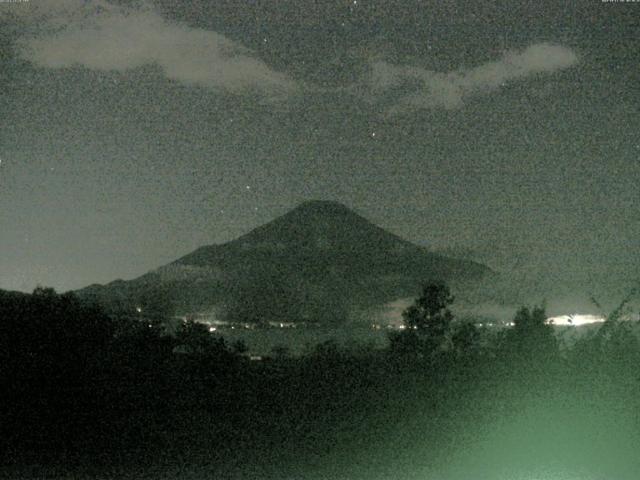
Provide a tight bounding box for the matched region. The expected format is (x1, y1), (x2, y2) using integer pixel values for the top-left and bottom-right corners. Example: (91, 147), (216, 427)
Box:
(368, 43), (578, 114)
(15, 1), (296, 96)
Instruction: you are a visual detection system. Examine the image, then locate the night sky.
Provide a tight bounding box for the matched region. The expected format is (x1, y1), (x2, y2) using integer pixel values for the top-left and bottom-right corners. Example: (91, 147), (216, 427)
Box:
(1, 0), (638, 301)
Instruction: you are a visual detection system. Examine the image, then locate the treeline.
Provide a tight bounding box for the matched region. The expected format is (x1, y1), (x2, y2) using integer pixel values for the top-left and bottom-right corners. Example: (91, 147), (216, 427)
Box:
(1, 285), (639, 479)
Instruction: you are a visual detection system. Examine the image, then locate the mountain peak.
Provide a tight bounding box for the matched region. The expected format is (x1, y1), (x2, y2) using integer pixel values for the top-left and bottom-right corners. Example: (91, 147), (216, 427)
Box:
(293, 200), (353, 214)
(233, 199), (399, 252)
(279, 200), (366, 226)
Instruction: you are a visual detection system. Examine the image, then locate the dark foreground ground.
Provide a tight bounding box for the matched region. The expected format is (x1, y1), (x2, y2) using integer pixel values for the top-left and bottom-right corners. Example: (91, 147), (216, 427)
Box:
(4, 352), (640, 480)
(2, 289), (640, 479)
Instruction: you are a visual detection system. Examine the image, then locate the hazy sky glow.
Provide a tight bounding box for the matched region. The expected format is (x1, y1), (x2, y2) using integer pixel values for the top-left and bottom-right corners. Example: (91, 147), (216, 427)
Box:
(0, 0), (638, 299)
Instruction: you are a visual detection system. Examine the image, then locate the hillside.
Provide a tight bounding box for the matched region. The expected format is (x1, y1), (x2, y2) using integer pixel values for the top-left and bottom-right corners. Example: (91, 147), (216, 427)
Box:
(78, 201), (492, 324)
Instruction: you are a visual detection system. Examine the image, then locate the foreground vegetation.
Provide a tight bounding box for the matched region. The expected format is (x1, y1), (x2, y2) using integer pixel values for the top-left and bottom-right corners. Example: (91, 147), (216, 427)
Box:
(1, 285), (639, 479)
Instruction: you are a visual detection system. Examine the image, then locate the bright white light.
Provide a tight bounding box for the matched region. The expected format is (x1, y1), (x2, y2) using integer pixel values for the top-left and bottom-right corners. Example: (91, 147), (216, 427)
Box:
(546, 314), (605, 327)
(136, 306), (142, 313)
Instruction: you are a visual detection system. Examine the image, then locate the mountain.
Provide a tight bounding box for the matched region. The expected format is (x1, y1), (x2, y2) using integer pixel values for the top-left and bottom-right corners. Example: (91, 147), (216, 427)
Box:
(77, 201), (492, 325)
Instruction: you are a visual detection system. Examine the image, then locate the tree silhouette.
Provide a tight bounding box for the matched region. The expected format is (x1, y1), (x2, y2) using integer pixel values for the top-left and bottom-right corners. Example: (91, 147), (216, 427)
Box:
(389, 283), (455, 358)
(403, 282), (454, 346)
(503, 305), (558, 365)
(452, 321), (480, 358)
(175, 320), (222, 355)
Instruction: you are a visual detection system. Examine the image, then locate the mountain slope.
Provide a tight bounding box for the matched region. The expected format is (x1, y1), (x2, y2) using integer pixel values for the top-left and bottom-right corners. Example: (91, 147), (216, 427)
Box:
(77, 201), (492, 324)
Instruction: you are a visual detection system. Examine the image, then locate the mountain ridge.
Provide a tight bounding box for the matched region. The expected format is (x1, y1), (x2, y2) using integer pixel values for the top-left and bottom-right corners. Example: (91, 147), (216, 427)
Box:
(77, 200), (492, 324)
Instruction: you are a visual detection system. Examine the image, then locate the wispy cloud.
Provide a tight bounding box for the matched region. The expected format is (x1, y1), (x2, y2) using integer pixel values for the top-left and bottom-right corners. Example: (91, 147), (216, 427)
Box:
(7, 3), (576, 107)
(15, 1), (297, 96)
(367, 43), (578, 114)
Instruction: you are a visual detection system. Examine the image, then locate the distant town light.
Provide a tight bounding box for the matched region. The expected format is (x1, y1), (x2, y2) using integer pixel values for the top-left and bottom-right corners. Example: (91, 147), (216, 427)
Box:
(136, 306), (142, 313)
(546, 314), (605, 327)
